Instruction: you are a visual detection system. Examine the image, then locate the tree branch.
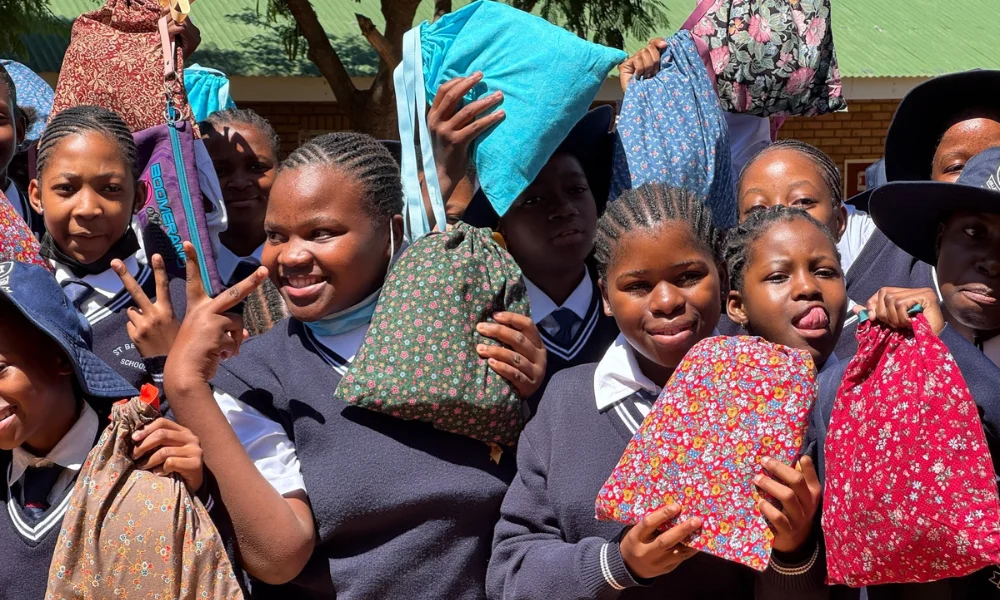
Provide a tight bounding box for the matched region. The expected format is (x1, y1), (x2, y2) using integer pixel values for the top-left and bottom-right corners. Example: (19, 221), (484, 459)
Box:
(282, 0), (358, 110)
(356, 14), (398, 71)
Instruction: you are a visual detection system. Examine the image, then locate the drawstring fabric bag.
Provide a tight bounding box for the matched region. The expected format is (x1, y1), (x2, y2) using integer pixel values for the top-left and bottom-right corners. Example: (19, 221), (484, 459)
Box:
(609, 31), (735, 229)
(336, 222), (530, 448)
(45, 385), (243, 599)
(394, 0), (625, 234)
(0, 192), (46, 269)
(595, 336), (817, 571)
(184, 64), (237, 122)
(0, 59), (54, 148)
(685, 0), (846, 117)
(822, 313), (1000, 587)
(50, 0), (195, 133)
(51, 0), (223, 295)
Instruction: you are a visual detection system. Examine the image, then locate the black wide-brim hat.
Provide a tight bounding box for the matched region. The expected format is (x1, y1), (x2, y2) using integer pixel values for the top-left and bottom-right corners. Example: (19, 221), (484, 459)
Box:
(869, 146), (1000, 266)
(884, 70), (1000, 183)
(462, 105), (616, 229)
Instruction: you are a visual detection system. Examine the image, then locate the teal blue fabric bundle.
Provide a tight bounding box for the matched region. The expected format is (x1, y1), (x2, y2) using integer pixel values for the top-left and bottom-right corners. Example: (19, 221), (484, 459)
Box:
(395, 0), (625, 237)
(184, 64), (236, 122)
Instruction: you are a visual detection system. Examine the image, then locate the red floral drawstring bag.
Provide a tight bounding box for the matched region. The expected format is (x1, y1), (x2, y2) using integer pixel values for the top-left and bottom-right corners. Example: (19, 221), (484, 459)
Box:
(595, 336), (817, 570)
(823, 314), (1000, 586)
(0, 192), (46, 269)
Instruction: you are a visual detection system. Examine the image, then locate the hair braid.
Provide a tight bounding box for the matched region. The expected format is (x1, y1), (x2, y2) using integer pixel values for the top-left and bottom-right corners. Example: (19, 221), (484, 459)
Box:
(723, 205), (840, 293)
(280, 131), (403, 225)
(594, 183), (720, 282)
(37, 106), (137, 177)
(202, 108), (280, 158)
(739, 140), (843, 209)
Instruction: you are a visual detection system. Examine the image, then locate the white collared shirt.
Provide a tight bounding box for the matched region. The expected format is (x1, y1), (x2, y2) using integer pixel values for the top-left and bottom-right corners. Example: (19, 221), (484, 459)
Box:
(593, 334), (661, 419)
(50, 253), (148, 325)
(215, 242), (265, 287)
(211, 323), (370, 496)
(838, 207), (878, 276)
(9, 402), (98, 506)
(524, 273), (593, 338)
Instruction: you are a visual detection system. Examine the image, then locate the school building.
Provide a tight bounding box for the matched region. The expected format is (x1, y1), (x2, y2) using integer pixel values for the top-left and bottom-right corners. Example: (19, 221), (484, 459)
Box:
(22, 0), (999, 197)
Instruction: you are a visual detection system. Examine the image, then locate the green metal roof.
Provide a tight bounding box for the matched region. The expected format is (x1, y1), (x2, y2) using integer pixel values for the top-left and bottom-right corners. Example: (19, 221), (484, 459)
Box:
(16, 0), (1000, 79)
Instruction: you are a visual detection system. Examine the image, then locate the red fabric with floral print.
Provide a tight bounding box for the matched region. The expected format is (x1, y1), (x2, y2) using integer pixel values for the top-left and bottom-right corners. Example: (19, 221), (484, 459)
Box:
(595, 336), (817, 571)
(823, 315), (1000, 586)
(0, 192), (46, 269)
(50, 0), (194, 133)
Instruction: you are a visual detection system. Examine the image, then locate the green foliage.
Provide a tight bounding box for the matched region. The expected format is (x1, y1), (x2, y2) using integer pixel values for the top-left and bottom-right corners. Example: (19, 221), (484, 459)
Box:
(0, 0), (65, 58)
(258, 0), (304, 60)
(507, 0), (668, 49)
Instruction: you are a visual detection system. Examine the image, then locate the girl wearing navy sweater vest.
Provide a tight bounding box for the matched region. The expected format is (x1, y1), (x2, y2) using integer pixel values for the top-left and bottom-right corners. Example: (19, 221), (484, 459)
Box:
(163, 131), (546, 598)
(26, 106), (187, 392)
(488, 184), (826, 599)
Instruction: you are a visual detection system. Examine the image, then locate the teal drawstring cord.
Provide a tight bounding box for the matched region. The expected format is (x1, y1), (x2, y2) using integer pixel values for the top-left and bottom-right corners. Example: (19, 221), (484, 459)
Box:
(857, 303), (924, 324)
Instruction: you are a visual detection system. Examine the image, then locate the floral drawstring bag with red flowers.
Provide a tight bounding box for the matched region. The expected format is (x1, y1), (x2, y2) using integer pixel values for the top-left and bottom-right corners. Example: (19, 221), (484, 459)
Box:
(45, 385), (243, 599)
(823, 312), (1000, 586)
(595, 335), (817, 570)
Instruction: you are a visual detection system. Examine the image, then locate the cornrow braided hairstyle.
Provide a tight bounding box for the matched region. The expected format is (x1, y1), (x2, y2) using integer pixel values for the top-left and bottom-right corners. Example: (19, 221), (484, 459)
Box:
(594, 183), (721, 282)
(739, 140), (843, 209)
(202, 108), (280, 158)
(724, 205), (841, 293)
(37, 106), (137, 178)
(281, 131), (403, 225)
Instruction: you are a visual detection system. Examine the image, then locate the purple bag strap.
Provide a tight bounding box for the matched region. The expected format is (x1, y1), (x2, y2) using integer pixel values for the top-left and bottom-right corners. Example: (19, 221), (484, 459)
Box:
(680, 0), (718, 91)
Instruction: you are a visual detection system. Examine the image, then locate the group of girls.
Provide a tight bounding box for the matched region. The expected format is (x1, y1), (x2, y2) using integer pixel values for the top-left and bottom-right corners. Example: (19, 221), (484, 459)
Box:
(1, 39), (1000, 600)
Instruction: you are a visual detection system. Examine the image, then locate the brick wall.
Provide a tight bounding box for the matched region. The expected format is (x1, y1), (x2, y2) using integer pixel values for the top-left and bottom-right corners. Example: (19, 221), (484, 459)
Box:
(244, 98), (899, 173)
(240, 102), (351, 158)
(778, 99), (898, 170)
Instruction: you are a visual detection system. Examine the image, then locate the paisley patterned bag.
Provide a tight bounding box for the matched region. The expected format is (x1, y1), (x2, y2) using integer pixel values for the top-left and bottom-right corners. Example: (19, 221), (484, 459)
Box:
(822, 315), (1000, 587)
(336, 222), (530, 447)
(45, 385), (243, 599)
(595, 336), (817, 571)
(50, 0), (194, 132)
(686, 0), (846, 117)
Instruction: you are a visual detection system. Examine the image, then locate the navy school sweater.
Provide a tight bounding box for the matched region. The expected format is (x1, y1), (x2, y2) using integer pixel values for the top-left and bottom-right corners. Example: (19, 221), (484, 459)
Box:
(488, 363), (829, 600)
(80, 265), (188, 393)
(807, 325), (1000, 599)
(210, 317), (517, 599)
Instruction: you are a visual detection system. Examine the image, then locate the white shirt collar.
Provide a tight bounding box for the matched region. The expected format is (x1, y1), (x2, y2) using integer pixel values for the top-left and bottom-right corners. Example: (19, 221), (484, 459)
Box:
(593, 334), (661, 411)
(311, 322), (369, 366)
(523, 272), (593, 325)
(9, 402), (98, 488)
(216, 242), (265, 285)
(51, 253), (141, 302)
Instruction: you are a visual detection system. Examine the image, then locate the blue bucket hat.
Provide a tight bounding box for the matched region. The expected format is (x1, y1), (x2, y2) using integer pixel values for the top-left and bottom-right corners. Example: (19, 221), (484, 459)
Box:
(0, 261), (137, 399)
(869, 146), (1000, 266)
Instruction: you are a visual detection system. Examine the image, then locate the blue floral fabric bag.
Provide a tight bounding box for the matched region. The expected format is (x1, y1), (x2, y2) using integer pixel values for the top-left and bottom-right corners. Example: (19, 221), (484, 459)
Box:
(609, 31), (736, 229)
(394, 0), (625, 235)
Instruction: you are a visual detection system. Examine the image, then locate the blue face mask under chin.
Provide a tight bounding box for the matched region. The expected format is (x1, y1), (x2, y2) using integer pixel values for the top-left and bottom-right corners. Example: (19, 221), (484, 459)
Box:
(303, 227), (407, 338)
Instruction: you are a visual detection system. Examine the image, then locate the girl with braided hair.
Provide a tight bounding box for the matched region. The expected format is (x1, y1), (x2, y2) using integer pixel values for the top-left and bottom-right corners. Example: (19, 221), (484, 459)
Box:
(27, 105), (190, 393)
(488, 183), (827, 600)
(163, 131), (546, 597)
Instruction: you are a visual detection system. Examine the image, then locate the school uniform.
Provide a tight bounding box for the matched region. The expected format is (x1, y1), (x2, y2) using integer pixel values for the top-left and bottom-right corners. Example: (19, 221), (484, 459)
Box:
(525, 267), (619, 406)
(216, 242), (264, 288)
(210, 317), (516, 599)
(487, 334), (827, 600)
(807, 327), (1000, 600)
(0, 403), (101, 600)
(47, 250), (187, 392)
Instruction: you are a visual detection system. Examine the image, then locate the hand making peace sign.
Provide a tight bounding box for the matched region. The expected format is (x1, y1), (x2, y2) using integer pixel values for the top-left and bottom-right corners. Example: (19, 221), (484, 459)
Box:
(164, 242), (269, 384)
(111, 253), (181, 358)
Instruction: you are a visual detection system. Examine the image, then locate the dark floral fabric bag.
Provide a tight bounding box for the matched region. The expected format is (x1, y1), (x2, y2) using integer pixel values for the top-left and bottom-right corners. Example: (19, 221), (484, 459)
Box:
(336, 223), (529, 447)
(686, 0), (846, 117)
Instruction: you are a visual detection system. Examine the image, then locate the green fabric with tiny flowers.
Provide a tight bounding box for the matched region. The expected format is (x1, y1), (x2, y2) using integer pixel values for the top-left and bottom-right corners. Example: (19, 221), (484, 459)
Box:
(336, 222), (530, 447)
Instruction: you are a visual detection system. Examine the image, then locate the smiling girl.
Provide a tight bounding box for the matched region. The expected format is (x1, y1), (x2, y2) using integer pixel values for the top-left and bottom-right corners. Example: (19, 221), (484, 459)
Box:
(487, 184), (826, 600)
